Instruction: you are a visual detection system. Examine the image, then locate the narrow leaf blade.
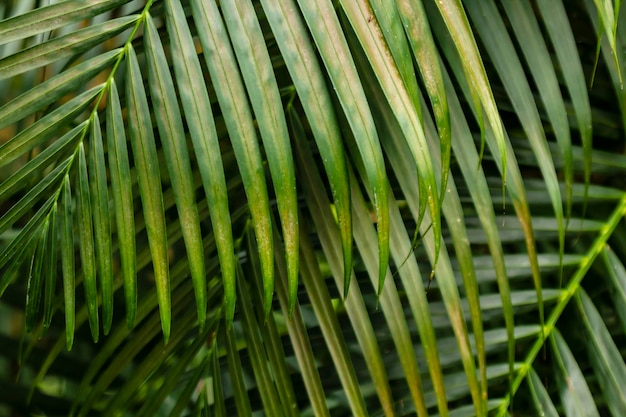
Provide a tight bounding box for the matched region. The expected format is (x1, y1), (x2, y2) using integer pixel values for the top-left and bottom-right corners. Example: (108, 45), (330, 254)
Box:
(261, 0), (352, 297)
(144, 14), (207, 329)
(165, 0), (235, 325)
(296, 0), (389, 296)
(126, 45), (171, 342)
(221, 0), (299, 315)
(42, 203), (58, 330)
(106, 80), (136, 329)
(0, 16), (137, 81)
(0, 0), (127, 46)
(60, 175), (76, 350)
(190, 0), (274, 317)
(77, 143), (99, 342)
(89, 113), (113, 335)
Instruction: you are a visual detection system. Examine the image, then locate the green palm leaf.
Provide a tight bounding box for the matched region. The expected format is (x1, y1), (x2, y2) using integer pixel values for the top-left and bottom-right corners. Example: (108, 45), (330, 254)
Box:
(1, 1), (625, 417)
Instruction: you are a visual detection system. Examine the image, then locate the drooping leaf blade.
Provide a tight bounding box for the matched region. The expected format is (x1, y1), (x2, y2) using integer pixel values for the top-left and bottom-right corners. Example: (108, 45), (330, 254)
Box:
(428, 2), (542, 363)
(89, 113), (113, 335)
(42, 203), (58, 331)
(501, 0), (574, 223)
(292, 112), (396, 416)
(591, 0), (622, 86)
(220, 0), (299, 316)
(394, 0), (451, 203)
(164, 0), (236, 325)
(235, 263), (283, 416)
(144, 13), (207, 330)
(222, 325), (254, 417)
(536, 0), (593, 217)
(60, 175), (76, 350)
(466, 1), (570, 333)
(190, 0), (274, 316)
(268, 216), (331, 417)
(260, 0), (353, 299)
(246, 232), (299, 417)
(443, 68), (514, 405)
(298, 221), (370, 416)
(106, 80), (136, 329)
(76, 143), (99, 342)
(368, 0), (421, 108)
(296, 0), (390, 297)
(432, 0), (507, 181)
(25, 220), (48, 332)
(126, 44), (171, 342)
(341, 0), (443, 279)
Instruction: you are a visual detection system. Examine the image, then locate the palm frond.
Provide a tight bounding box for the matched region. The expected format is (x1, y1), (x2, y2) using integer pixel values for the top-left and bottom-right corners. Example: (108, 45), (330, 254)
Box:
(0, 1), (625, 417)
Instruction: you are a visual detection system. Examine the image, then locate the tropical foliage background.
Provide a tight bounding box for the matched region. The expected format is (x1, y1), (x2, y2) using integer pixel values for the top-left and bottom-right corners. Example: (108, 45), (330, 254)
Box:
(1, 0), (626, 416)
